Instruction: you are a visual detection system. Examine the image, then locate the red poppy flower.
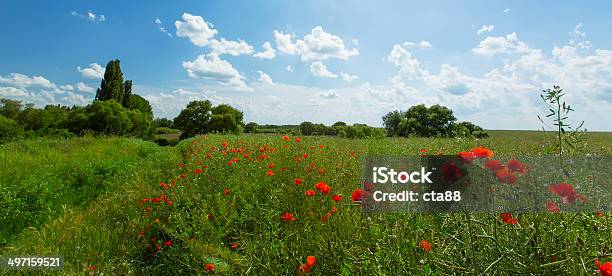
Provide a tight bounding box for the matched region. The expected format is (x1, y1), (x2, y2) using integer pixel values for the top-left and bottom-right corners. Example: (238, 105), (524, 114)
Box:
(471, 147), (494, 158)
(243, 153), (249, 158)
(507, 159), (527, 174)
(595, 212), (604, 217)
(485, 159), (504, 171)
(500, 213), (518, 225)
(440, 162), (464, 182)
(549, 183), (586, 204)
(307, 256), (316, 266)
(315, 182), (331, 195)
(295, 137), (302, 143)
(281, 212), (296, 221)
(231, 242), (238, 250)
(266, 170), (275, 176)
(151, 197), (161, 203)
(596, 260), (612, 276)
(89, 265), (97, 271)
(332, 194), (342, 202)
(419, 148), (429, 153)
(178, 163), (185, 167)
(305, 190), (316, 197)
(282, 135), (290, 141)
(294, 178), (303, 185)
(227, 160), (234, 166)
(268, 163), (276, 169)
(319, 144), (324, 149)
(546, 201), (560, 213)
(194, 169), (202, 174)
(458, 151), (477, 164)
(222, 142), (229, 147)
(205, 263), (215, 272)
(298, 263), (311, 273)
(166, 200), (173, 206)
(419, 240), (431, 252)
(303, 153), (309, 159)
(223, 189), (231, 196)
(351, 189), (364, 202)
(495, 167), (517, 184)
(164, 240), (173, 246)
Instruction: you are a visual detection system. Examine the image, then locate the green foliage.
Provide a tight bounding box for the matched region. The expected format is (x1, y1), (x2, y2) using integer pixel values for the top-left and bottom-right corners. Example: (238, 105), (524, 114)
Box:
(244, 122), (258, 133)
(174, 100), (244, 139)
(125, 94), (153, 119)
(96, 60), (128, 104)
(0, 115), (23, 142)
(0, 98), (23, 120)
(538, 85), (586, 155)
(153, 118), (174, 128)
(299, 121), (315, 135)
(154, 127), (180, 135)
(383, 104), (487, 138)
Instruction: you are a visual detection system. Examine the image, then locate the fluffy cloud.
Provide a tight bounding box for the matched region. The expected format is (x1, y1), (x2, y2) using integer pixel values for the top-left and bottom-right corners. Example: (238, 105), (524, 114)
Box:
(477, 25), (495, 35)
(175, 13), (218, 47)
(0, 73), (93, 107)
(209, 38), (254, 56)
(257, 71), (273, 84)
(472, 32), (529, 56)
(77, 63), (104, 79)
(155, 18), (172, 37)
(0, 73), (55, 88)
(274, 26), (359, 61)
(569, 22), (591, 49)
(310, 61), (337, 78)
(402, 40), (432, 49)
(285, 65), (294, 72)
(319, 90), (339, 99)
(182, 54), (249, 91)
(71, 11), (106, 22)
(76, 82), (95, 93)
(340, 72), (359, 82)
(253, 41), (276, 59)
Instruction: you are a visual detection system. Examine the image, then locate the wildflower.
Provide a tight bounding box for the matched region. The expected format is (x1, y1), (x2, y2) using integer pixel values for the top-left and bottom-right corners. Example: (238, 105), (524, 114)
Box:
(223, 189), (231, 196)
(205, 263), (215, 272)
(495, 167), (517, 184)
(151, 197), (161, 203)
(419, 148), (429, 153)
(319, 144), (324, 149)
(295, 137), (302, 143)
(222, 142), (229, 147)
(89, 265), (97, 271)
(595, 212), (604, 217)
(230, 242), (239, 250)
(315, 182), (331, 195)
(471, 147), (494, 158)
(307, 256), (316, 266)
(194, 169), (202, 174)
(440, 162), (464, 182)
(595, 259), (612, 276)
(166, 200), (173, 206)
(419, 240), (431, 252)
(268, 163), (276, 169)
(546, 201), (560, 213)
(485, 159), (504, 171)
(305, 190), (316, 197)
(351, 189), (364, 202)
(164, 240), (173, 246)
(299, 256), (316, 273)
(500, 213), (518, 225)
(227, 160), (233, 166)
(282, 135), (290, 141)
(458, 151), (476, 164)
(266, 170), (275, 176)
(507, 159), (527, 174)
(178, 163), (185, 168)
(332, 194), (343, 202)
(549, 183), (586, 204)
(294, 178), (303, 185)
(281, 212), (296, 222)
(303, 153), (309, 159)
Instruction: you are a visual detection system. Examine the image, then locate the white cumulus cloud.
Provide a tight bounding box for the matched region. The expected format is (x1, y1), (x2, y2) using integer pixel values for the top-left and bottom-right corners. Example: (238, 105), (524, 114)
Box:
(274, 26), (359, 61)
(253, 41), (276, 59)
(340, 72), (359, 82)
(257, 71), (273, 84)
(175, 13), (218, 47)
(182, 54), (249, 91)
(77, 63), (104, 79)
(477, 25), (495, 35)
(310, 61), (338, 78)
(76, 82), (95, 93)
(472, 32), (529, 56)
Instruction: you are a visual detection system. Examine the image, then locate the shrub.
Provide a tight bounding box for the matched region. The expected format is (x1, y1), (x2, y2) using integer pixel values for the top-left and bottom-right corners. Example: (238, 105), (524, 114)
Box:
(0, 115), (24, 142)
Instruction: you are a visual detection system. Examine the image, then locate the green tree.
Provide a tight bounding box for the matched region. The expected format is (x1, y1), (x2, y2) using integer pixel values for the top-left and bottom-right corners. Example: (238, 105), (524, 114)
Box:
(299, 121), (315, 135)
(174, 100), (213, 139)
(95, 60), (133, 107)
(153, 118), (174, 128)
(332, 121), (347, 127)
(0, 115), (24, 142)
(382, 110), (404, 136)
(0, 98), (23, 120)
(125, 94), (153, 119)
(244, 122), (258, 133)
(85, 100), (133, 135)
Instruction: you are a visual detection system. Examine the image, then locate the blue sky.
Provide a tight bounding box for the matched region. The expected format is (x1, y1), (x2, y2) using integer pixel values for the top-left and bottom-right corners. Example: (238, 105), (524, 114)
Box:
(1, 1), (611, 130)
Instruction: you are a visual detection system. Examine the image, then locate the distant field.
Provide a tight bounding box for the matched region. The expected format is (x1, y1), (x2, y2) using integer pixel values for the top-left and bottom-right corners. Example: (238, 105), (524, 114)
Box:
(0, 132), (610, 274)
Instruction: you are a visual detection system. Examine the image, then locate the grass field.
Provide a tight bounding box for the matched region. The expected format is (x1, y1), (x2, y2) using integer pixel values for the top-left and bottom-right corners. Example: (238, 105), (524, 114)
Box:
(0, 132), (610, 274)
